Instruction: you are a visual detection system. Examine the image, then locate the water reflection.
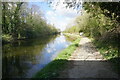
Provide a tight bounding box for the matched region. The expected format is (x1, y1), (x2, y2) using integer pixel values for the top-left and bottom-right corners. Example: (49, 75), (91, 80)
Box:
(2, 34), (72, 78)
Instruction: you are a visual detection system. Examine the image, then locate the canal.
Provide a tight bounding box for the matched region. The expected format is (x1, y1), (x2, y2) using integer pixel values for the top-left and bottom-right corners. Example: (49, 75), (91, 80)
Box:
(2, 34), (72, 78)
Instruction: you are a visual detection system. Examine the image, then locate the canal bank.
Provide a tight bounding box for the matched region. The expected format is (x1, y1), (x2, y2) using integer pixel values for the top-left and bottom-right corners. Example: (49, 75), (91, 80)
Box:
(33, 35), (80, 78)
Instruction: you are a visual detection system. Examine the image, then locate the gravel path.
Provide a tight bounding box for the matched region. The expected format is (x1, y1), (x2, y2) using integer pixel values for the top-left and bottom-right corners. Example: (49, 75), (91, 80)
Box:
(58, 37), (119, 79)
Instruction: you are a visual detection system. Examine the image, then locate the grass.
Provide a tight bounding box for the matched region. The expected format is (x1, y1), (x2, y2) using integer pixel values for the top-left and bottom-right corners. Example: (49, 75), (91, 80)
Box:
(63, 33), (80, 38)
(93, 40), (118, 60)
(33, 38), (80, 78)
(92, 39), (120, 73)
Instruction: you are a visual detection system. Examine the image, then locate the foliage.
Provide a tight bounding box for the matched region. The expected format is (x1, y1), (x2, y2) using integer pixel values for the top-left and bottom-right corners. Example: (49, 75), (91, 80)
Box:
(2, 34), (13, 43)
(64, 2), (120, 71)
(63, 33), (80, 41)
(2, 2), (58, 41)
(92, 39), (119, 72)
(33, 38), (80, 78)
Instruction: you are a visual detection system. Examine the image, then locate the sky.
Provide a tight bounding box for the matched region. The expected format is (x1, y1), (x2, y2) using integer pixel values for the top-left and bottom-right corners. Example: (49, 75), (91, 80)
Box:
(29, 1), (82, 31)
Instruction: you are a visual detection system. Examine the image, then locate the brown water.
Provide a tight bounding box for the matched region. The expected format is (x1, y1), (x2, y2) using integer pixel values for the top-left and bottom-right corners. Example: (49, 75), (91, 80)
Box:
(2, 34), (72, 78)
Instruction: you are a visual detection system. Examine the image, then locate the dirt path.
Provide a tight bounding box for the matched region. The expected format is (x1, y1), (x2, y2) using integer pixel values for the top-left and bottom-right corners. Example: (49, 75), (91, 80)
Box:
(58, 37), (119, 79)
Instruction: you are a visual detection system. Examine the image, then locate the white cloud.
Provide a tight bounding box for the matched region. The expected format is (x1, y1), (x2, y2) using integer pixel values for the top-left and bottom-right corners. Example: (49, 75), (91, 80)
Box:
(45, 1), (81, 31)
(46, 11), (56, 16)
(29, 1), (82, 31)
(45, 10), (77, 31)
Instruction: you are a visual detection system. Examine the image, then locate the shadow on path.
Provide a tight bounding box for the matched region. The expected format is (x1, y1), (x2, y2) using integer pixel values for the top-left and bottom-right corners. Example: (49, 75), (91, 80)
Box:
(57, 59), (119, 79)
(57, 37), (119, 80)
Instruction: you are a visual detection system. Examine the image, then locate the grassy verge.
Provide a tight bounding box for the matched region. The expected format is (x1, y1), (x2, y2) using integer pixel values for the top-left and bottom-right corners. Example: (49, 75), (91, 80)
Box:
(92, 40), (120, 73)
(33, 38), (80, 78)
(63, 33), (80, 38)
(93, 40), (118, 59)
(93, 41), (118, 60)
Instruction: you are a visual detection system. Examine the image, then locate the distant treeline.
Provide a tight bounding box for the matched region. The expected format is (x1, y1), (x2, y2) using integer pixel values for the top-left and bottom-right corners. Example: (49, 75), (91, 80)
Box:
(2, 2), (59, 42)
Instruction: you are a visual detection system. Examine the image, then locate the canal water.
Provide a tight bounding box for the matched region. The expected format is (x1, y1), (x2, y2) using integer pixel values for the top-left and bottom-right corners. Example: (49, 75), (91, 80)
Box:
(2, 34), (73, 78)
